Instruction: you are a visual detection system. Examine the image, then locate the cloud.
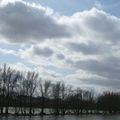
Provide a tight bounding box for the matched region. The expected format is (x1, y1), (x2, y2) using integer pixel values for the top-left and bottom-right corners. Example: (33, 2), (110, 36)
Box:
(0, 1), (120, 44)
(0, 0), (71, 43)
(64, 55), (120, 89)
(66, 41), (108, 55)
(32, 46), (54, 57)
(59, 8), (120, 44)
(8, 62), (32, 71)
(94, 1), (103, 9)
(0, 48), (17, 55)
(56, 53), (65, 60)
(1, 0), (120, 91)
(82, 9), (120, 43)
(0, 0), (21, 6)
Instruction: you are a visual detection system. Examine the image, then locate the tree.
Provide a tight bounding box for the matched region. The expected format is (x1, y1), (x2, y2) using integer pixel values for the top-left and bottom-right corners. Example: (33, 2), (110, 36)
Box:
(51, 82), (62, 115)
(37, 79), (51, 115)
(26, 71), (38, 115)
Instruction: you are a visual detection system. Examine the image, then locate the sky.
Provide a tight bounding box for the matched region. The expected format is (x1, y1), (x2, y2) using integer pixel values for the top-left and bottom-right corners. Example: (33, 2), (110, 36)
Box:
(0, 0), (120, 92)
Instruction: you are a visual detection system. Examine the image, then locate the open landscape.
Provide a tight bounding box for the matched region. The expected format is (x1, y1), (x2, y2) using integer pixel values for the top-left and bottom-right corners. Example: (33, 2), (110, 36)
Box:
(0, 0), (120, 120)
(0, 64), (120, 116)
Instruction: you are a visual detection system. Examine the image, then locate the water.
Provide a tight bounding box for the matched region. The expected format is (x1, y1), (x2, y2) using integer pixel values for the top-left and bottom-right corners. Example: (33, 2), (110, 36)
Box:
(0, 115), (120, 120)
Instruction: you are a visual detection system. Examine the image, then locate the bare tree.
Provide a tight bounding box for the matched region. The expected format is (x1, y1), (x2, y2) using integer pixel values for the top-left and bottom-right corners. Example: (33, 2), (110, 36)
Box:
(51, 82), (62, 115)
(0, 64), (20, 115)
(0, 67), (3, 114)
(26, 72), (38, 115)
(37, 79), (51, 115)
(60, 82), (66, 115)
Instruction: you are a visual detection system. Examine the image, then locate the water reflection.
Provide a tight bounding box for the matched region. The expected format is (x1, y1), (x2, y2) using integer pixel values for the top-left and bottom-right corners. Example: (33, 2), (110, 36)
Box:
(0, 115), (120, 120)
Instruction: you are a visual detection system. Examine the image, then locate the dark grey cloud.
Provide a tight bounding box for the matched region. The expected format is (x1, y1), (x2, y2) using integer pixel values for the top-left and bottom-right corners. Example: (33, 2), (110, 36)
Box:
(80, 77), (120, 89)
(74, 58), (120, 78)
(0, 1), (71, 43)
(33, 46), (54, 57)
(56, 53), (65, 60)
(66, 42), (107, 55)
(66, 56), (120, 89)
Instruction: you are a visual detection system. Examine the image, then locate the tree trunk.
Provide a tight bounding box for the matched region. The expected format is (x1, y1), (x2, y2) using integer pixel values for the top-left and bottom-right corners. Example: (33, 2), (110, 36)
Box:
(41, 97), (45, 115)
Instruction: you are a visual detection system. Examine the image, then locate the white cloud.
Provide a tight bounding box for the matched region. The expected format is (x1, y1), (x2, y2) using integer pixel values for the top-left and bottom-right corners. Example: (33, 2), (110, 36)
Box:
(0, 0), (21, 6)
(0, 48), (17, 55)
(8, 62), (32, 71)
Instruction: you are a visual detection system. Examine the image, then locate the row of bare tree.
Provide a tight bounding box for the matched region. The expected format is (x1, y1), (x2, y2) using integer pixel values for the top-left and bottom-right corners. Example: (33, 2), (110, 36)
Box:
(0, 64), (120, 116)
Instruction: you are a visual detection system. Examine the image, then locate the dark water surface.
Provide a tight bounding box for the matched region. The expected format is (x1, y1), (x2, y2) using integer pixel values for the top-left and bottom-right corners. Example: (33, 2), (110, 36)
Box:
(0, 115), (120, 120)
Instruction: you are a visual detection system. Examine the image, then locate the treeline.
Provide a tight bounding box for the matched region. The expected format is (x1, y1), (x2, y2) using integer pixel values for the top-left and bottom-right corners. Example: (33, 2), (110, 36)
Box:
(0, 64), (120, 116)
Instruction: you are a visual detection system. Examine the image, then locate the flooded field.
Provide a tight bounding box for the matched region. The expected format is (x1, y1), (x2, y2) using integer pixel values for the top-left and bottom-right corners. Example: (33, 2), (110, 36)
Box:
(0, 115), (120, 120)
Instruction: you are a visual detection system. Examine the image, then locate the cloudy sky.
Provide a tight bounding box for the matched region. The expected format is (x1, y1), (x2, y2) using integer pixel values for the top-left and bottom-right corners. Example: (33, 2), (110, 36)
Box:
(0, 0), (120, 92)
